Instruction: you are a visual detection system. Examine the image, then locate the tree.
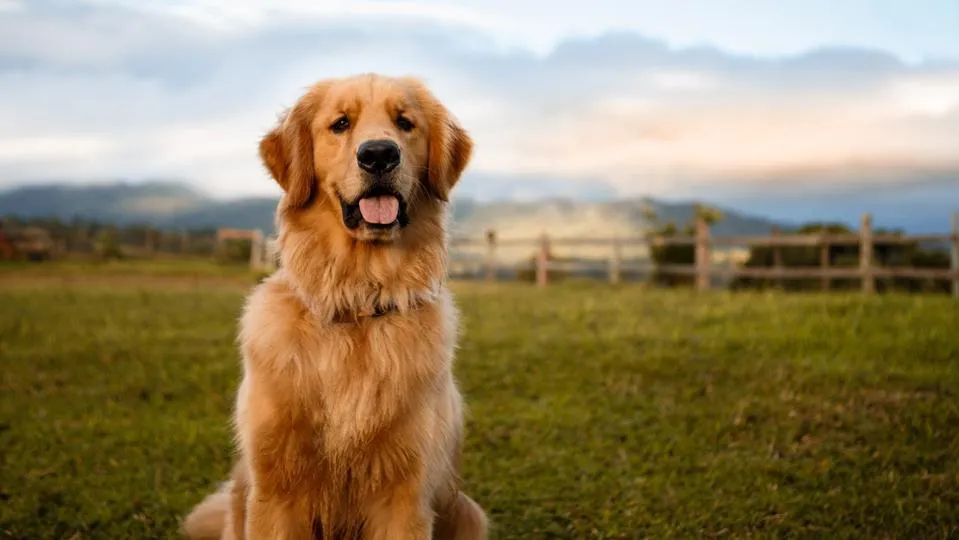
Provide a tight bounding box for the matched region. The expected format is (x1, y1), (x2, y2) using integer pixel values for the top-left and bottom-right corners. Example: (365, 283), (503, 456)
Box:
(95, 228), (123, 260)
(640, 202), (659, 227)
(694, 204), (724, 226)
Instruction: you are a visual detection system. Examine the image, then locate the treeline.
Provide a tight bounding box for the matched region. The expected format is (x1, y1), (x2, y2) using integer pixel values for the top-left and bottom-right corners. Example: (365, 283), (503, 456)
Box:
(728, 223), (952, 293)
(0, 215), (251, 263)
(650, 214), (952, 293)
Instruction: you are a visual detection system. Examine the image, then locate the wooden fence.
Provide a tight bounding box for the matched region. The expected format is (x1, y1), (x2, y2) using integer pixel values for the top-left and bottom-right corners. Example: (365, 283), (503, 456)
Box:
(215, 227), (270, 270)
(448, 212), (959, 296)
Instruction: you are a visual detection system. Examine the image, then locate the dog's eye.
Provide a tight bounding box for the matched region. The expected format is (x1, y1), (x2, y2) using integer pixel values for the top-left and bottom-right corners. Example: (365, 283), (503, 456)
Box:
(396, 114), (415, 132)
(330, 116), (350, 134)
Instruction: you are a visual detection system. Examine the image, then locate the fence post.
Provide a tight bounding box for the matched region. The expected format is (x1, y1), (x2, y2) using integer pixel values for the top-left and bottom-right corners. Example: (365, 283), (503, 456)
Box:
(695, 215), (711, 291)
(646, 234), (660, 287)
(609, 236), (622, 284)
(264, 237), (278, 271)
(180, 230), (190, 255)
(819, 234), (830, 292)
(771, 226), (783, 289)
(536, 233), (550, 288)
(951, 211), (958, 298)
(484, 229), (497, 283)
(250, 229), (264, 270)
(859, 213), (875, 295)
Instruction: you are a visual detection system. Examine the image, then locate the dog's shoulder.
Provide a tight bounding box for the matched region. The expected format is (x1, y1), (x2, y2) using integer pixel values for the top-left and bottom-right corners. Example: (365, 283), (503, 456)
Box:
(237, 272), (312, 370)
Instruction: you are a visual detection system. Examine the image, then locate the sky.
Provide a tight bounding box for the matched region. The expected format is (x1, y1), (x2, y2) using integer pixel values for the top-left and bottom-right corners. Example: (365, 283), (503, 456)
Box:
(1, 0), (958, 216)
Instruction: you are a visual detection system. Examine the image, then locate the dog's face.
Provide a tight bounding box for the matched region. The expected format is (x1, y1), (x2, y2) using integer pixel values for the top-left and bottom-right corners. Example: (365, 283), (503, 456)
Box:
(259, 74), (473, 242)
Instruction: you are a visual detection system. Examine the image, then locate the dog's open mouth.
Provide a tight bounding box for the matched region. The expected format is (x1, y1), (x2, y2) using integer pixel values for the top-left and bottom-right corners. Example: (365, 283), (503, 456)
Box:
(341, 188), (409, 230)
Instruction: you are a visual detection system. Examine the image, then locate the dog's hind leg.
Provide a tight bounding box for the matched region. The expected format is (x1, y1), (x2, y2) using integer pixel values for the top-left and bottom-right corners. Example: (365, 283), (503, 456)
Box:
(224, 464), (249, 540)
(181, 481), (232, 540)
(182, 462), (248, 540)
(432, 491), (488, 540)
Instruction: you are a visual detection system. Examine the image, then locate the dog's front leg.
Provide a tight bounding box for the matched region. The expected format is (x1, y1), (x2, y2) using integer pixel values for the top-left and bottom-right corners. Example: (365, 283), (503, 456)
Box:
(235, 378), (313, 540)
(363, 478), (433, 540)
(245, 486), (312, 540)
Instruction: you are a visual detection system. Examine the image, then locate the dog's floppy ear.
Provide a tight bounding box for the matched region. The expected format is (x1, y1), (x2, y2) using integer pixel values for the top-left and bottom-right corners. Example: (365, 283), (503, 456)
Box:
(412, 81), (473, 202)
(259, 91), (321, 209)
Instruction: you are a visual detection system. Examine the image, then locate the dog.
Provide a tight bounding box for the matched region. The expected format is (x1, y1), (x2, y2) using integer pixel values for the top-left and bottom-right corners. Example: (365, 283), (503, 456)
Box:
(181, 73), (487, 540)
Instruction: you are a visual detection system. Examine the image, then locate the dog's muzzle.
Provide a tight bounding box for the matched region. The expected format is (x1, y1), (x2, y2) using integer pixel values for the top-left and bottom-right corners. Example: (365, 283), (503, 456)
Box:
(340, 183), (410, 230)
(341, 139), (410, 230)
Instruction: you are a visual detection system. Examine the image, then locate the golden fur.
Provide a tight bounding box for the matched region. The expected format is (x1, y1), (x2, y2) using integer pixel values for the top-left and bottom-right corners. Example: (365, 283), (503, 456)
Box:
(181, 74), (487, 539)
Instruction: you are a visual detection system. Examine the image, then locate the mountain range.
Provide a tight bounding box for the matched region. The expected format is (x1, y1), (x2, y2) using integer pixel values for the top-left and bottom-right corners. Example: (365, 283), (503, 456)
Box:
(0, 181), (785, 241)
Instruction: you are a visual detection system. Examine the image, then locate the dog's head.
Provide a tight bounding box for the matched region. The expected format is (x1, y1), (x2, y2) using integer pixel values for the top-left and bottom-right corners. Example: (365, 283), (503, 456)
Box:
(259, 74), (472, 243)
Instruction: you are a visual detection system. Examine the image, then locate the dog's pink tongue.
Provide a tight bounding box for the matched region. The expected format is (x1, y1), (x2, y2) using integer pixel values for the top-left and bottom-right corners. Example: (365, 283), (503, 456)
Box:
(358, 195), (399, 224)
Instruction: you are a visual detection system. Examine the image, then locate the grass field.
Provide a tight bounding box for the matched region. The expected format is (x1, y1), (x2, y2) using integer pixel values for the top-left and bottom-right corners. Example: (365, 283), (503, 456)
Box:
(1, 266), (958, 538)
(0, 259), (260, 287)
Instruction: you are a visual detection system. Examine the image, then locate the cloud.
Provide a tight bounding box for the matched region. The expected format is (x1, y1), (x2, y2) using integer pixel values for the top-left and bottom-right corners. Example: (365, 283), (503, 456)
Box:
(494, 70), (959, 192)
(0, 1), (957, 202)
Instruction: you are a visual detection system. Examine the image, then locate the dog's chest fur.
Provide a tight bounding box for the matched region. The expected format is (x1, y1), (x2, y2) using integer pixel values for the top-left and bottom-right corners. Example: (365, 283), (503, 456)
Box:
(236, 276), (460, 494)
(303, 302), (456, 453)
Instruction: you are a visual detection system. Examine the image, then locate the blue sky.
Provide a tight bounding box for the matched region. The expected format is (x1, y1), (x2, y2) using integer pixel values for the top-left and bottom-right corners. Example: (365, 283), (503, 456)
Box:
(338, 0), (959, 62)
(0, 0), (957, 218)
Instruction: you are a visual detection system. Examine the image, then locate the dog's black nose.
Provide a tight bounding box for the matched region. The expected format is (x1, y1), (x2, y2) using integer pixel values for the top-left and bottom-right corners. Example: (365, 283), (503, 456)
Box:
(356, 139), (400, 175)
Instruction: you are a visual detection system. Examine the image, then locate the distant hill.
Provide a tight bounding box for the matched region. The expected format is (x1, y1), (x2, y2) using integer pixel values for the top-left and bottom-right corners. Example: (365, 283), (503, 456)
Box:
(0, 181), (279, 232)
(0, 181), (785, 246)
(449, 197), (782, 239)
(705, 177), (959, 235)
(447, 196), (787, 264)
(0, 181), (204, 223)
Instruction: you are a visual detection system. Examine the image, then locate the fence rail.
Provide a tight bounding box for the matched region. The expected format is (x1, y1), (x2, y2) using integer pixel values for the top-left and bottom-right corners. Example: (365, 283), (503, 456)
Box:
(452, 211), (959, 296)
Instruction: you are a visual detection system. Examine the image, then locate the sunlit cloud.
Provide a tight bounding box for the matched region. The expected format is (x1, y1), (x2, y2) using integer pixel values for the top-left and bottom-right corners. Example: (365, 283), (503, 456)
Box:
(0, 0), (957, 202)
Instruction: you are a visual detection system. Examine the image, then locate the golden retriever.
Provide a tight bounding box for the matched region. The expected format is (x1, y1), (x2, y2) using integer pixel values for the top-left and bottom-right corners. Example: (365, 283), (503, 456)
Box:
(181, 73), (487, 540)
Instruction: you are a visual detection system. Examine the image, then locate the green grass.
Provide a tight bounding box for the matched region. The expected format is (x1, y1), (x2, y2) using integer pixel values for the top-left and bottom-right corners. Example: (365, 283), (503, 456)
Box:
(1, 276), (958, 538)
(0, 258), (258, 281)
